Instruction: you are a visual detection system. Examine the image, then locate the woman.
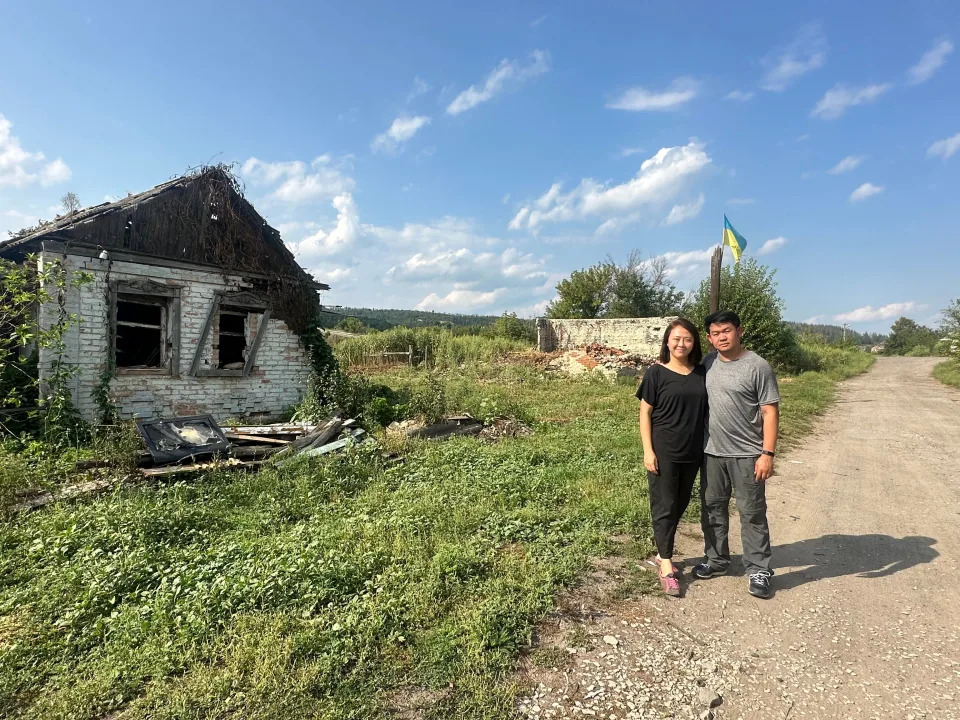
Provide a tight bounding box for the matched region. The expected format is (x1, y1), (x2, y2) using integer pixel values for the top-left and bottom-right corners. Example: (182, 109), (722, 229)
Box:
(637, 318), (707, 597)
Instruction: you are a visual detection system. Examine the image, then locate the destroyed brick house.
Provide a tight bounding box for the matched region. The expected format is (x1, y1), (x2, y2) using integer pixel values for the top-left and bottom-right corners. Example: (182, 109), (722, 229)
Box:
(0, 167), (328, 422)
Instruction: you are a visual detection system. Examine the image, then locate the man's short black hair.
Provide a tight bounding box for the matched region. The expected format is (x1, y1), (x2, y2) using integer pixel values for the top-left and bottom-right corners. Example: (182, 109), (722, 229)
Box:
(704, 310), (742, 331)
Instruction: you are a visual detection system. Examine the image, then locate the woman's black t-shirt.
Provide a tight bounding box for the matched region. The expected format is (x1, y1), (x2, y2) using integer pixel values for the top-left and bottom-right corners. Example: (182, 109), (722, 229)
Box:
(636, 364), (708, 463)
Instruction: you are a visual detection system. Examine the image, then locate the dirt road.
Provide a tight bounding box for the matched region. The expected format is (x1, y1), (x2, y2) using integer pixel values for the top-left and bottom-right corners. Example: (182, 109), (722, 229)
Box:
(520, 357), (960, 719)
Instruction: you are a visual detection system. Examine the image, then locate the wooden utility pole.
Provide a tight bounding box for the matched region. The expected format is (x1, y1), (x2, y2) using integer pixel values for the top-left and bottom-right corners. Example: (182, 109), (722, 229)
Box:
(709, 245), (723, 314)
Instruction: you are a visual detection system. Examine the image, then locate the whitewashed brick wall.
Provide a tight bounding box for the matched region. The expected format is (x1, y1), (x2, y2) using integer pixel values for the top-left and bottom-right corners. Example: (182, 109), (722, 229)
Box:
(38, 252), (311, 422)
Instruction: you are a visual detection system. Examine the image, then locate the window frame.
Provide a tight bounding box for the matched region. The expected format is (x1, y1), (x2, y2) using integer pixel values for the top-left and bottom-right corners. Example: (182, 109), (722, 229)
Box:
(108, 280), (181, 376)
(189, 290), (271, 378)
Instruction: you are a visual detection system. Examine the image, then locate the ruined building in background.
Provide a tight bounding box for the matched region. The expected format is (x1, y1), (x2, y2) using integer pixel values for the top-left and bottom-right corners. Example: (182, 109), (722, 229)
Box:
(0, 167), (328, 422)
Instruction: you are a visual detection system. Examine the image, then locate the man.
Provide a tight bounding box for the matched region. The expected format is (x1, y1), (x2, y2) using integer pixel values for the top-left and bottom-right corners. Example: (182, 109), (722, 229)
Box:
(693, 310), (780, 598)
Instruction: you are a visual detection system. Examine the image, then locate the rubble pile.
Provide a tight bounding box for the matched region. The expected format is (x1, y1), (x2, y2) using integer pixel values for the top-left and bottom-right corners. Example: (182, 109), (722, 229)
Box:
(546, 343), (657, 380)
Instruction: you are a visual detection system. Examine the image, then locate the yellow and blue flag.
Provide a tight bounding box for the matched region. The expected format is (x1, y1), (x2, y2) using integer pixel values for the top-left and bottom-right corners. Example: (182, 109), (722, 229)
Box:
(722, 215), (747, 263)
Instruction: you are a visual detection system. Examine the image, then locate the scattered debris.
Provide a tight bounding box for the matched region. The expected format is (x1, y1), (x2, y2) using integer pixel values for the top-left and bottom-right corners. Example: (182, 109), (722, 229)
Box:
(385, 418), (426, 437)
(142, 458), (263, 477)
(13, 479), (116, 513)
(479, 417), (533, 441)
(405, 415), (484, 440)
(136, 414), (369, 476)
(136, 415), (230, 464)
(546, 343), (657, 380)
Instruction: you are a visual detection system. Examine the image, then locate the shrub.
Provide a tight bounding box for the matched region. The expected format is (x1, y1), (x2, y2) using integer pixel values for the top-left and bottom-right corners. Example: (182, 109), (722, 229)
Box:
(905, 344), (932, 357)
(684, 258), (804, 372)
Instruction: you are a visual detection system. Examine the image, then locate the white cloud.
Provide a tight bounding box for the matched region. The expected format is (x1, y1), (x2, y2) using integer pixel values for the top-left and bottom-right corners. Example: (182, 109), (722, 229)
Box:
(803, 315), (825, 324)
(406, 76), (431, 103)
(640, 246), (716, 281)
(39, 157), (71, 186)
(724, 90), (754, 102)
(1, 208), (41, 236)
(387, 247), (547, 287)
(761, 27), (827, 91)
(446, 50), (549, 115)
(286, 193), (361, 260)
(311, 267), (353, 285)
(415, 288), (508, 311)
(726, 197), (755, 206)
(756, 236), (788, 255)
(619, 146), (646, 157)
(908, 40), (953, 84)
(371, 115), (431, 153)
(811, 83), (892, 119)
(370, 215), (502, 249)
(662, 193), (705, 226)
(0, 113), (72, 189)
(606, 77), (699, 112)
(834, 301), (925, 323)
(849, 182), (884, 202)
(509, 140), (711, 232)
(927, 131), (960, 159)
(241, 155), (354, 204)
(827, 155), (866, 174)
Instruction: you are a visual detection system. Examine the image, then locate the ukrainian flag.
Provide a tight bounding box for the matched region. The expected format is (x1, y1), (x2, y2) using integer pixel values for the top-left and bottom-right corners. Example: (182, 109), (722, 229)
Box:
(722, 215), (747, 263)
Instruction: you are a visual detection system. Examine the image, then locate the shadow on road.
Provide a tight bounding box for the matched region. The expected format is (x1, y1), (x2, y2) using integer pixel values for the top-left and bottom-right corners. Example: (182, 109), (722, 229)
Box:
(771, 534), (939, 591)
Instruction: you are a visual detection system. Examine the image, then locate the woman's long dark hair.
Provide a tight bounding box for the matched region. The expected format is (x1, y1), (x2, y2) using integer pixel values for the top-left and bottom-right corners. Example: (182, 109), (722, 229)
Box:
(659, 318), (703, 365)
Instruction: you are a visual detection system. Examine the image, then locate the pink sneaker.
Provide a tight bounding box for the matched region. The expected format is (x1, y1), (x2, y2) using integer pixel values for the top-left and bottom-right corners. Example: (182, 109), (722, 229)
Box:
(659, 572), (681, 598)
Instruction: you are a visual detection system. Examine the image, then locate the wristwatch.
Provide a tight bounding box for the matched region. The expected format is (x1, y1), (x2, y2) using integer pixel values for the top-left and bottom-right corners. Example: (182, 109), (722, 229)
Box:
(760, 450), (775, 457)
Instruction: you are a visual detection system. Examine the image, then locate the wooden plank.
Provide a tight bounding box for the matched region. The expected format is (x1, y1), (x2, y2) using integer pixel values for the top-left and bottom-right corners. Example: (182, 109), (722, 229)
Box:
(189, 293), (220, 377)
(243, 307), (271, 376)
(225, 432), (291, 445)
(230, 445), (283, 460)
(288, 429), (366, 461)
(271, 418), (345, 460)
(141, 459), (263, 477)
(13, 479), (115, 513)
(221, 423), (317, 435)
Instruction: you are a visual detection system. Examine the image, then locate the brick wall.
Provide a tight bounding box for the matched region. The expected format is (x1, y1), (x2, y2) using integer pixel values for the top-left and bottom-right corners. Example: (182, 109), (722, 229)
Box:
(38, 252), (311, 422)
(536, 317), (677, 355)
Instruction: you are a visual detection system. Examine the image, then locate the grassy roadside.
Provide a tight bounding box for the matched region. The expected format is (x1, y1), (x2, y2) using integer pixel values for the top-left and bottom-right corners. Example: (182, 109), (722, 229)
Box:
(778, 343), (875, 448)
(0, 344), (873, 719)
(933, 359), (960, 390)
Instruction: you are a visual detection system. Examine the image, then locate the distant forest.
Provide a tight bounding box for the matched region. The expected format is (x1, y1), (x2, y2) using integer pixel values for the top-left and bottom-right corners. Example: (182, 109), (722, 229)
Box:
(319, 307), (507, 331)
(785, 322), (886, 345)
(319, 307), (886, 346)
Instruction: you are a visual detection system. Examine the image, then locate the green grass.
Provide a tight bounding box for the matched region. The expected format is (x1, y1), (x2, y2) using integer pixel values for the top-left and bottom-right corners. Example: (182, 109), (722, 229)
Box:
(333, 327), (531, 370)
(933, 359), (960, 390)
(777, 342), (875, 448)
(0, 343), (874, 719)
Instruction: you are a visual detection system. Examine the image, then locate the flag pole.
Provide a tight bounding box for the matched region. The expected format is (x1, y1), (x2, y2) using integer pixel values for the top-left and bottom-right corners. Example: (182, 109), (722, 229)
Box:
(709, 229), (723, 314)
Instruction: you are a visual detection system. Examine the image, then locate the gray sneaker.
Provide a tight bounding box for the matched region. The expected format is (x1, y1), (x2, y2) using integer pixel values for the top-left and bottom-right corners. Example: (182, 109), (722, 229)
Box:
(692, 563), (725, 580)
(748, 570), (773, 598)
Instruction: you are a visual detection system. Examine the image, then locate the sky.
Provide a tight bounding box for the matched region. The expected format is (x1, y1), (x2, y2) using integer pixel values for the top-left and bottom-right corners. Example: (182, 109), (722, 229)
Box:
(1, 1), (958, 333)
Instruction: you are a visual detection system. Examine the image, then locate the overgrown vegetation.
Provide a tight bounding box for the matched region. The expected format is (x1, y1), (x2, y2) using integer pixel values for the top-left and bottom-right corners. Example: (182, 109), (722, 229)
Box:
(684, 258), (810, 373)
(0, 255), (91, 444)
(932, 299), (960, 388)
(0, 338), (872, 718)
(933, 360), (960, 389)
(546, 252), (682, 319)
(884, 316), (940, 356)
(333, 326), (531, 370)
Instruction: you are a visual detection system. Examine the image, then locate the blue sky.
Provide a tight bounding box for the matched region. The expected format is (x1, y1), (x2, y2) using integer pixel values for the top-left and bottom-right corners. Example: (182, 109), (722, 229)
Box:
(1, 1), (958, 332)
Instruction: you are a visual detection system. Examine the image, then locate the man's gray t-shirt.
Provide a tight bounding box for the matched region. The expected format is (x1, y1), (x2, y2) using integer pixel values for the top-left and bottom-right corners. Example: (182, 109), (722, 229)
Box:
(703, 350), (780, 457)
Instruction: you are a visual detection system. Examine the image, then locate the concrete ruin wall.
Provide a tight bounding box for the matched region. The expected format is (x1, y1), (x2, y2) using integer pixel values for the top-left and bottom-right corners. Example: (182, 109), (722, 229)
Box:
(536, 317), (677, 355)
(39, 252), (310, 422)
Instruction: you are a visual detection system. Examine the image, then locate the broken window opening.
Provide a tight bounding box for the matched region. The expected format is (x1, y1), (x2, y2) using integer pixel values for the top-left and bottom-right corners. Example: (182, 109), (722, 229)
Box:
(216, 307), (249, 370)
(116, 295), (167, 369)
